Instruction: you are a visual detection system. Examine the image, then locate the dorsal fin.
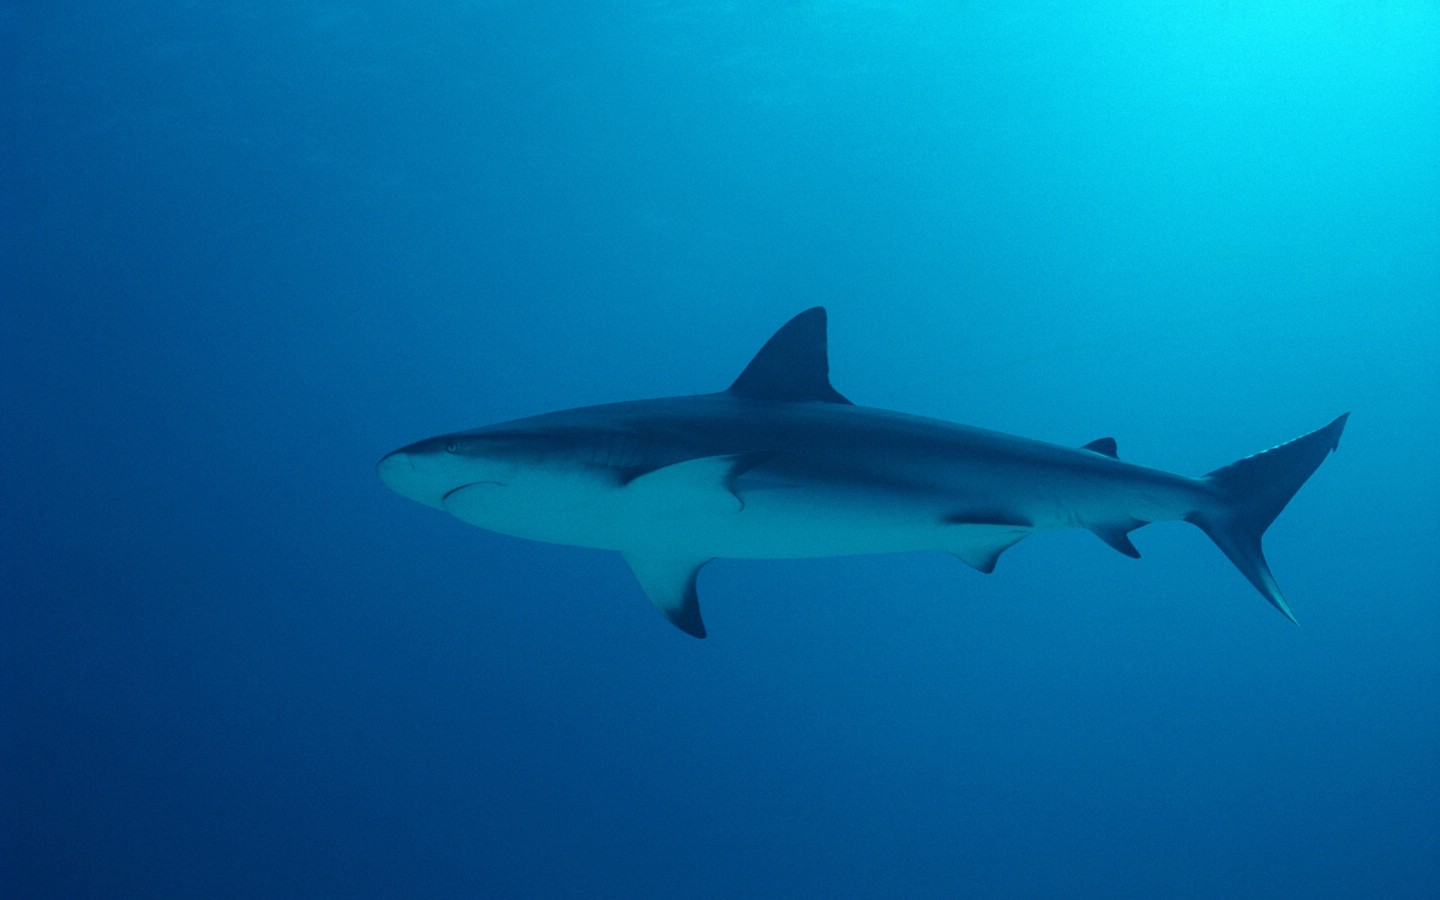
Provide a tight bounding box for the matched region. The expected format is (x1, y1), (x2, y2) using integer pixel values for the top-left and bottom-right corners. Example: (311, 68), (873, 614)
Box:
(1083, 437), (1118, 457)
(727, 308), (852, 404)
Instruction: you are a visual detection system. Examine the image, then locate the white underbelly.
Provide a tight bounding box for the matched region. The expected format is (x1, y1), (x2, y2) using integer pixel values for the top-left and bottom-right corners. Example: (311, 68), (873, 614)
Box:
(458, 480), (952, 559)
(443, 465), (1197, 561)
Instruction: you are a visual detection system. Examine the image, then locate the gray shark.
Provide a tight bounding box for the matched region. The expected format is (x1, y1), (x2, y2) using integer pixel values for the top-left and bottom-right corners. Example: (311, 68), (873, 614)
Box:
(378, 308), (1347, 638)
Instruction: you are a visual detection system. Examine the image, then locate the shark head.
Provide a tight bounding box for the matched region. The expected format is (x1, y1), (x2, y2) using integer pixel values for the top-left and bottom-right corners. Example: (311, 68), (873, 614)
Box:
(377, 422), (586, 510)
(378, 431), (510, 511)
(377, 412), (658, 546)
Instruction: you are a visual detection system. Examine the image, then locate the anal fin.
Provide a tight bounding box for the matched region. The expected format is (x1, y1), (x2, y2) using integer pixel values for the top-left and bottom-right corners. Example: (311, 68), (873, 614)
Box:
(1088, 518), (1148, 558)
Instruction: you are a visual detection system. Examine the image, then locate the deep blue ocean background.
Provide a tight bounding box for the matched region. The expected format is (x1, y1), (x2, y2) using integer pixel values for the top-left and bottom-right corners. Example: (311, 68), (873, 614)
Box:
(5, 2), (1438, 897)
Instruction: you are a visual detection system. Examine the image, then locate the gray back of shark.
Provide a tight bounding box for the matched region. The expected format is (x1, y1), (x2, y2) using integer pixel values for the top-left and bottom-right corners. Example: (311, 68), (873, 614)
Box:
(378, 308), (1347, 638)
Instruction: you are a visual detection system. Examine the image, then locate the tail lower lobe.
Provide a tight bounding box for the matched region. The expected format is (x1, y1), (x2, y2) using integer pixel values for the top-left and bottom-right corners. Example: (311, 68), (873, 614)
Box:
(1185, 414), (1349, 622)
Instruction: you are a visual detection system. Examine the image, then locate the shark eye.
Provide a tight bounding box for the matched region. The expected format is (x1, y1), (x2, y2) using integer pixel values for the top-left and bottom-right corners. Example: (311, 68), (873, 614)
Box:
(444, 440), (459, 453)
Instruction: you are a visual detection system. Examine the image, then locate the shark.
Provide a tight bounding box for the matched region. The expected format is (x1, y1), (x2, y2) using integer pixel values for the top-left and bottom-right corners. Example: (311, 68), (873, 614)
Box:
(378, 308), (1347, 638)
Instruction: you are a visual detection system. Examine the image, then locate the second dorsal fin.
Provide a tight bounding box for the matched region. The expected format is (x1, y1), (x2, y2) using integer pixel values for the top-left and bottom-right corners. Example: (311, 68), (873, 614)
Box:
(1083, 437), (1118, 457)
(727, 308), (852, 404)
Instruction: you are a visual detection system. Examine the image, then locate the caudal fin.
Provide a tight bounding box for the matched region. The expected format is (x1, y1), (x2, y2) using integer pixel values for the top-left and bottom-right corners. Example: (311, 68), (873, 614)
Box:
(1185, 414), (1349, 623)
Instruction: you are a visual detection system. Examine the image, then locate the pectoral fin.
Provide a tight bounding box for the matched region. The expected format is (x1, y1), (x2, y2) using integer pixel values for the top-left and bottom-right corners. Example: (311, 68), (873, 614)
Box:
(622, 553), (710, 638)
(622, 452), (774, 513)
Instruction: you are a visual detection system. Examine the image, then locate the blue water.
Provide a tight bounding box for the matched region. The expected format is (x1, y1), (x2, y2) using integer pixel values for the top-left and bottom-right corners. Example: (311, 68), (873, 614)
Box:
(5, 3), (1438, 897)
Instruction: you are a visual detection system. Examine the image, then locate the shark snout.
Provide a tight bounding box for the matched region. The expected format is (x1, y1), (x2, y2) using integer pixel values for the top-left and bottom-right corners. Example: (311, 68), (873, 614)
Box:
(377, 447), (454, 510)
(377, 440), (482, 511)
(376, 449), (416, 494)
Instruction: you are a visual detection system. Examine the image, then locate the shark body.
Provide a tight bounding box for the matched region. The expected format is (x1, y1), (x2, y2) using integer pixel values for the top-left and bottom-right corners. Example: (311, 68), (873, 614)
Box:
(379, 308), (1347, 637)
